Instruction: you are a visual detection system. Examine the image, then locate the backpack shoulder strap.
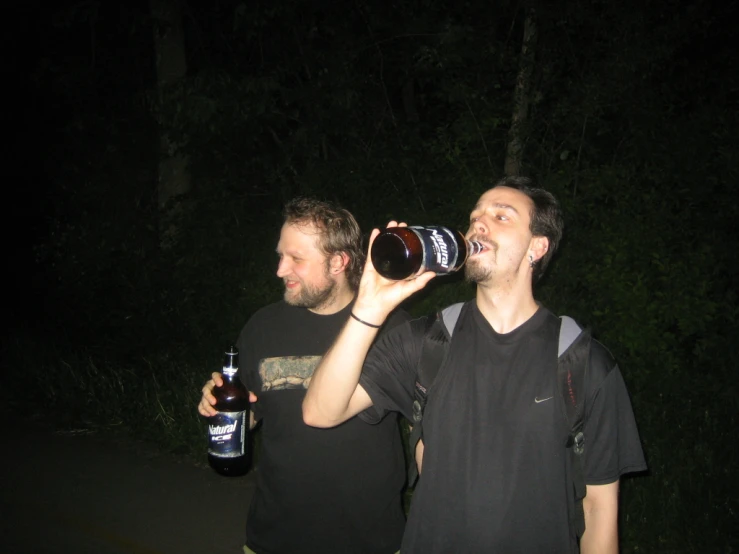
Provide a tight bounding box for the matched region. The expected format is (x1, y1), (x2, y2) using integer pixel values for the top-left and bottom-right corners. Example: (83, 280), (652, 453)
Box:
(440, 302), (464, 336)
(559, 315), (582, 356)
(407, 302), (465, 485)
(414, 302), (464, 401)
(557, 315), (592, 539)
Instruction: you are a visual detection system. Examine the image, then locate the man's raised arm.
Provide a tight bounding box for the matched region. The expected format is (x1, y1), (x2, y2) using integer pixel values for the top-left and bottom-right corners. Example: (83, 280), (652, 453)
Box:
(303, 224), (435, 428)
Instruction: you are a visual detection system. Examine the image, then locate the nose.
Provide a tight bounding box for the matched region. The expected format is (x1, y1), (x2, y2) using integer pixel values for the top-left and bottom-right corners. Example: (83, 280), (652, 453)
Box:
(468, 218), (487, 238)
(276, 257), (291, 278)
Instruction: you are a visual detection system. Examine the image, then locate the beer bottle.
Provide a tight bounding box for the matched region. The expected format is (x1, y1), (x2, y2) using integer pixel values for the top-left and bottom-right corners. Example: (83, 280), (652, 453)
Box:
(370, 225), (483, 281)
(207, 346), (250, 476)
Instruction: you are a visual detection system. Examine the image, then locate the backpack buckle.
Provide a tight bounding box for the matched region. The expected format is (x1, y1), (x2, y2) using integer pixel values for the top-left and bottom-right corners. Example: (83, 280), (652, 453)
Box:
(412, 400), (423, 422)
(569, 430), (584, 455)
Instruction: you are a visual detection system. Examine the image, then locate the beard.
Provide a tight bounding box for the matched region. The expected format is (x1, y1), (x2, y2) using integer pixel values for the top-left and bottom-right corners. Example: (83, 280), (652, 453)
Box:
(284, 273), (338, 310)
(464, 236), (496, 284)
(464, 258), (494, 284)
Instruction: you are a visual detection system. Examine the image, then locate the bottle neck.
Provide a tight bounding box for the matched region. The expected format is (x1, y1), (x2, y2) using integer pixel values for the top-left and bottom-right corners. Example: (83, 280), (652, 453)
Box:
(222, 368), (240, 383)
(466, 239), (483, 256)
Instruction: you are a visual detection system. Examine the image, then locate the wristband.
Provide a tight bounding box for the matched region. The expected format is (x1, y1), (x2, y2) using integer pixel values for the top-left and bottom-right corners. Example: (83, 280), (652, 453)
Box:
(350, 312), (382, 329)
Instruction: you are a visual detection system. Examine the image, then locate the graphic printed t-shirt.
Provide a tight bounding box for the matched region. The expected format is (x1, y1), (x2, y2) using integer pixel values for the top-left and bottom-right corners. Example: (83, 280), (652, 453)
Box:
(238, 300), (407, 554)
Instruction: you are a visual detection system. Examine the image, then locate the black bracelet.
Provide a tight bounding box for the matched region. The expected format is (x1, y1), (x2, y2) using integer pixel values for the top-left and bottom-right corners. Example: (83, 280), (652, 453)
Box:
(350, 311), (382, 329)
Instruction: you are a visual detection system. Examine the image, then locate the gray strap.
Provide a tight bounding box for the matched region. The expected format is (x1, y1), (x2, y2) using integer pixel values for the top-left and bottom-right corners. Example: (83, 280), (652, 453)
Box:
(558, 315), (582, 357)
(441, 302), (465, 336)
(443, 303), (580, 355)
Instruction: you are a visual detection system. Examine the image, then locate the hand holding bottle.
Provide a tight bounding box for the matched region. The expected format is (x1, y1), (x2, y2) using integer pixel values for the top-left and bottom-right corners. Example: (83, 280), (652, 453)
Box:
(351, 223), (437, 326)
(198, 372), (258, 418)
(203, 347), (254, 476)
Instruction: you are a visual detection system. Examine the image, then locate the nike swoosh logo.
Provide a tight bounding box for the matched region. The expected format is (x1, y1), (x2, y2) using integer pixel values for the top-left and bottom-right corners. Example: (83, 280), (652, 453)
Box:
(534, 396), (553, 403)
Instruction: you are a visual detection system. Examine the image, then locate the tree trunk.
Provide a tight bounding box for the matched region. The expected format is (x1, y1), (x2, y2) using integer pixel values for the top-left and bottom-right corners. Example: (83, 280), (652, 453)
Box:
(504, 9), (538, 176)
(150, 0), (190, 249)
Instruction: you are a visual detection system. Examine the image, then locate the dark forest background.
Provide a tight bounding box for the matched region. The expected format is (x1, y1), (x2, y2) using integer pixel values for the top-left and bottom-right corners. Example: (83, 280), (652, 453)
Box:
(4, 0), (738, 551)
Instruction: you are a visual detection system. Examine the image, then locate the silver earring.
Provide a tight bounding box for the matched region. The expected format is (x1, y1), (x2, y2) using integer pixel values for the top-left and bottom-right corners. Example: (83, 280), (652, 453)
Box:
(529, 255), (535, 269)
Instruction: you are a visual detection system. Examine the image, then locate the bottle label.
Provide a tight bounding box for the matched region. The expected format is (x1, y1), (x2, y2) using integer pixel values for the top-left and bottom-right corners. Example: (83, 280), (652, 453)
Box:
(207, 411), (246, 458)
(410, 226), (460, 274)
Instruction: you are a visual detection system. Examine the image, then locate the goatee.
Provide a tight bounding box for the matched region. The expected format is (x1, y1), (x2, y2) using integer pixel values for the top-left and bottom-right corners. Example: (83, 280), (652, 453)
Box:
(464, 260), (493, 284)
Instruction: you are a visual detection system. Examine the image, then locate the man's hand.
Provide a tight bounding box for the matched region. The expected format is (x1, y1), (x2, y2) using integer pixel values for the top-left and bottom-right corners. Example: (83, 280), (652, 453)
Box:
(352, 223), (437, 325)
(197, 372), (224, 417)
(197, 372), (258, 423)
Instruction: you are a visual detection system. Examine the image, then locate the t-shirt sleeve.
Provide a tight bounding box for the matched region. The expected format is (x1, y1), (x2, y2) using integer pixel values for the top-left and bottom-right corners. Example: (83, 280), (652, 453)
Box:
(358, 316), (426, 424)
(384, 307), (413, 329)
(583, 346), (648, 484)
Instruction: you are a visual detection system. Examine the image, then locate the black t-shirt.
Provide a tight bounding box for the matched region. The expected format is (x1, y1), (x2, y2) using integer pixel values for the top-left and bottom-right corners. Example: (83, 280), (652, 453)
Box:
(359, 302), (647, 554)
(237, 300), (407, 554)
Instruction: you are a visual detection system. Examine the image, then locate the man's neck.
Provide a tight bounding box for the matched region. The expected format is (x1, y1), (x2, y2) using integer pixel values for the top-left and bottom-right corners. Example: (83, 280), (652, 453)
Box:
(474, 281), (539, 334)
(308, 285), (356, 316)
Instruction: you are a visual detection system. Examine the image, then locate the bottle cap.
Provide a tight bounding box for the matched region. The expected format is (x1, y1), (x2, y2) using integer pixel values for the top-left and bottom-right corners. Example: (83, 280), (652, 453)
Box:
(223, 346), (239, 375)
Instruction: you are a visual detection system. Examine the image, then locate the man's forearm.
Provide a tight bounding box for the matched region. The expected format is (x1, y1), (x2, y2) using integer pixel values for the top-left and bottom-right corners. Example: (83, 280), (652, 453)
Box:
(302, 315), (379, 427)
(580, 481), (619, 554)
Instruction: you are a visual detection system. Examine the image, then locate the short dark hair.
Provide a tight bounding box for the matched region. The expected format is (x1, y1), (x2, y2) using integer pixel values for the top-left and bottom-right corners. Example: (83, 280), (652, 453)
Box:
(283, 197), (364, 290)
(492, 176), (563, 282)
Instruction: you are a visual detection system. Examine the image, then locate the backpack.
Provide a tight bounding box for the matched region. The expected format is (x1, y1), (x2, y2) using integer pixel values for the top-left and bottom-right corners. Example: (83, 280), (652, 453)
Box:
(407, 301), (592, 539)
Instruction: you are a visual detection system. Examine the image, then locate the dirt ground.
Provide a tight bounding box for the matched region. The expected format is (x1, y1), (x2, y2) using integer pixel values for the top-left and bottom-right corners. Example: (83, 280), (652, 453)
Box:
(0, 425), (256, 553)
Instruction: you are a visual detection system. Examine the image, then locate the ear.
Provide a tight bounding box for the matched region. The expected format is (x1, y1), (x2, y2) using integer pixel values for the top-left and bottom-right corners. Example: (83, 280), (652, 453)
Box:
(329, 252), (350, 274)
(529, 236), (549, 264)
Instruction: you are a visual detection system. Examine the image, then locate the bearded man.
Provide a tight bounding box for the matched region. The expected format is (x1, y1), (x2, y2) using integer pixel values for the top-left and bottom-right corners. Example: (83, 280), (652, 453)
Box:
(199, 198), (407, 554)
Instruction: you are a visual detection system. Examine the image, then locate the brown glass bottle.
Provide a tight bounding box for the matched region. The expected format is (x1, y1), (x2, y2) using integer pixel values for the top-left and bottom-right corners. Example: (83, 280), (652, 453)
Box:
(370, 225), (483, 280)
(207, 346), (251, 476)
